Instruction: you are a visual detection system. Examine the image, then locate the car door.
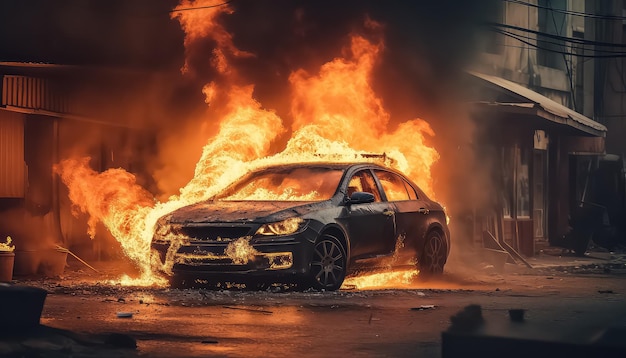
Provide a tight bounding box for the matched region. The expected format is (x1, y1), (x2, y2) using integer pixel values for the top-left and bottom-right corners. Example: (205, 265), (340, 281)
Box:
(339, 169), (396, 259)
(373, 170), (431, 255)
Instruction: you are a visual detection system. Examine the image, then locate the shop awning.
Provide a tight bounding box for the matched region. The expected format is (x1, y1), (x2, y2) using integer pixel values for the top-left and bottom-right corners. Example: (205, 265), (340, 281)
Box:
(468, 71), (607, 137)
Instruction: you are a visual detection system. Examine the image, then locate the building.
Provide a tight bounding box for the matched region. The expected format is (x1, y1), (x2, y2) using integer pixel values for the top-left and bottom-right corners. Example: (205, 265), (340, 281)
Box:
(466, 0), (626, 257)
(0, 62), (158, 266)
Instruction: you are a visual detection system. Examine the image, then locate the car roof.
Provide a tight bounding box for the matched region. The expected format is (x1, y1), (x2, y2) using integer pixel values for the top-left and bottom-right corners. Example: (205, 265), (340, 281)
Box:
(250, 161), (390, 172)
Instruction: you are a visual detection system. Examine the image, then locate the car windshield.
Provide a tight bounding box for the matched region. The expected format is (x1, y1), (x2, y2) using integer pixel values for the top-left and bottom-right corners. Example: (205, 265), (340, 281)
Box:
(216, 167), (345, 201)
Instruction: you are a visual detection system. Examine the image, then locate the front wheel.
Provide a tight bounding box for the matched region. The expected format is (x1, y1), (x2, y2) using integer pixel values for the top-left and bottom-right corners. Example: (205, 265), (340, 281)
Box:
(418, 230), (447, 278)
(308, 234), (347, 291)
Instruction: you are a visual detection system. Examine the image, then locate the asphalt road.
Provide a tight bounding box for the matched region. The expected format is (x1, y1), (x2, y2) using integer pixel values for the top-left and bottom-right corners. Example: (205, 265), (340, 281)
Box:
(5, 256), (626, 358)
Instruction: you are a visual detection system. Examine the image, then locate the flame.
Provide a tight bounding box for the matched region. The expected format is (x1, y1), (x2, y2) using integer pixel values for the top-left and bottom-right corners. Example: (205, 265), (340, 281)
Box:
(0, 236), (14, 252)
(224, 238), (259, 265)
(55, 2), (440, 287)
(343, 269), (419, 290)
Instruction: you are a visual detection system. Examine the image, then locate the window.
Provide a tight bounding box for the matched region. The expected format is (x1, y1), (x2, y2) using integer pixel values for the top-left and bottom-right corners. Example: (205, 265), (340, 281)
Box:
(516, 147), (531, 218)
(404, 181), (418, 200)
(218, 167), (344, 201)
(537, 0), (567, 70)
(501, 147), (514, 218)
(347, 171), (382, 202)
(374, 170), (413, 201)
(533, 150), (547, 238)
(501, 145), (531, 219)
(483, 0), (504, 54)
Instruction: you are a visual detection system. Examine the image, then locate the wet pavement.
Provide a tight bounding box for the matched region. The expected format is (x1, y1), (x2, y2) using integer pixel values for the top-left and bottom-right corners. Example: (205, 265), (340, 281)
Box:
(2, 247), (626, 357)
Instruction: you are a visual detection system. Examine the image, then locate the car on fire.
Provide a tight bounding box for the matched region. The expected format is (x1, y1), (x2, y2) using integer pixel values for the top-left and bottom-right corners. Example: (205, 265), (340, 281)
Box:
(151, 161), (450, 291)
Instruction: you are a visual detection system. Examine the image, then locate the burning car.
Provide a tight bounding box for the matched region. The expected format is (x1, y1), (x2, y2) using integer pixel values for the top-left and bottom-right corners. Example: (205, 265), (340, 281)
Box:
(151, 161), (450, 290)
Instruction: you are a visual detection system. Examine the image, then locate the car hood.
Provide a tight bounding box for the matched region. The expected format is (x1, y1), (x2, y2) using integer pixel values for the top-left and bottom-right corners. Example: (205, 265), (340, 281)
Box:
(168, 200), (323, 224)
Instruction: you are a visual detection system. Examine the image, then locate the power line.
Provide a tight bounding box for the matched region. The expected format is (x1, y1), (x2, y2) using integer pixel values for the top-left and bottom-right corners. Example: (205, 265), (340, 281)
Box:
(487, 22), (626, 48)
(546, 0), (577, 112)
(494, 29), (626, 58)
(504, 0), (626, 21)
(169, 0), (233, 13)
(495, 29), (626, 55)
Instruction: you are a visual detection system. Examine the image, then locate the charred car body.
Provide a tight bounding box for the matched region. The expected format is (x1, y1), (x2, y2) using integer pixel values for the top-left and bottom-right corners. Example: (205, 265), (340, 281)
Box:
(151, 162), (450, 290)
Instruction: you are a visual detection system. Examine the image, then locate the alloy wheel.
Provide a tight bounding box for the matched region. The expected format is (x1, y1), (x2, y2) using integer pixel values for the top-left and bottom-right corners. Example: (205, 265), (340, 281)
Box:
(310, 234), (347, 291)
(420, 231), (447, 276)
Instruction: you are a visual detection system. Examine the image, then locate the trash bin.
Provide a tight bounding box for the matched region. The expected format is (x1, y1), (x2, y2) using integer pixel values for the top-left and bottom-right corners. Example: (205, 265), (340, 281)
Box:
(14, 247), (68, 277)
(13, 250), (41, 276)
(40, 247), (68, 277)
(0, 251), (15, 282)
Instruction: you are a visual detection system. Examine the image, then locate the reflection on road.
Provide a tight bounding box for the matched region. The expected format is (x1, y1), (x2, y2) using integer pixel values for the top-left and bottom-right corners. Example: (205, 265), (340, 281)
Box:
(343, 269), (418, 289)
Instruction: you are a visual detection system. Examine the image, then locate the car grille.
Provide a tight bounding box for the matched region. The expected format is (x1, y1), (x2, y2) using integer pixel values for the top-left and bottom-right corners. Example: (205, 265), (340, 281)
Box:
(179, 226), (253, 241)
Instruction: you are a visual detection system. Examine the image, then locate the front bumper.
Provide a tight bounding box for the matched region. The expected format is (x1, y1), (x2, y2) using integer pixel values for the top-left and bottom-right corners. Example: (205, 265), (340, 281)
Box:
(151, 232), (317, 281)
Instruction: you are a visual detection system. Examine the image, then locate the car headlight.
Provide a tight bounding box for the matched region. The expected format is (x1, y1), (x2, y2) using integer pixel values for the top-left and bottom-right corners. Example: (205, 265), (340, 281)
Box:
(255, 217), (305, 236)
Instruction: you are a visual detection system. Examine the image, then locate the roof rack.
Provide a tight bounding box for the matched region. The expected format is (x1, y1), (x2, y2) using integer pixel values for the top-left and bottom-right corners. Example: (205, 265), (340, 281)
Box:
(312, 152), (396, 166)
(360, 153), (397, 166)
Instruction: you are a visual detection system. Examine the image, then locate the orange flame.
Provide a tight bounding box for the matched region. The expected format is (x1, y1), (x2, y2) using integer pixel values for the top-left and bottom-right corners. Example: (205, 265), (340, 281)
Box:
(55, 2), (440, 287)
(343, 269), (419, 290)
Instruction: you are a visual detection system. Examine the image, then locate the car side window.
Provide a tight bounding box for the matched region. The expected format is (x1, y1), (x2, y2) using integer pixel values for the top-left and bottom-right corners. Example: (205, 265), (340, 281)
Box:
(374, 170), (414, 201)
(403, 180), (418, 200)
(347, 171), (382, 202)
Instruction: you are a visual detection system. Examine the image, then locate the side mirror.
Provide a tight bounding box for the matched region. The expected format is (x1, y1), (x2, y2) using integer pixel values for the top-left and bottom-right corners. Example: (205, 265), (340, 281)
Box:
(347, 191), (375, 205)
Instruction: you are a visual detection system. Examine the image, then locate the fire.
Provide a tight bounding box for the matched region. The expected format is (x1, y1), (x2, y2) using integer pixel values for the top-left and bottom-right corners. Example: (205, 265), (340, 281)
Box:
(343, 269), (419, 290)
(55, 0), (440, 287)
(224, 238), (259, 265)
(0, 236), (14, 252)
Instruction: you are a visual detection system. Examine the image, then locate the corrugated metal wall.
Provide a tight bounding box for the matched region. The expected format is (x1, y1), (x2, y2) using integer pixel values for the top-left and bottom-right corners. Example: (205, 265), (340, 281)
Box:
(0, 109), (25, 197)
(2, 75), (69, 113)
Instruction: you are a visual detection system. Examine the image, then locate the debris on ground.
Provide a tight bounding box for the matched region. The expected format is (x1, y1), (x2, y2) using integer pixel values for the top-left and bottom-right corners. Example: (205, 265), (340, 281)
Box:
(411, 305), (436, 311)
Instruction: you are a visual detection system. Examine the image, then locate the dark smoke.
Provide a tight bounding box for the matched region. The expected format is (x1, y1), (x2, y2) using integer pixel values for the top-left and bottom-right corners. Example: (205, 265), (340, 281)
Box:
(0, 0), (183, 69)
(208, 0), (501, 274)
(171, 0), (499, 203)
(0, 0), (498, 201)
(184, 0), (499, 122)
(203, 0), (500, 240)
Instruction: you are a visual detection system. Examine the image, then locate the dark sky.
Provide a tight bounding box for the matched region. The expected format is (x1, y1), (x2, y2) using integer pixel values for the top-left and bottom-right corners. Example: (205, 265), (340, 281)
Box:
(0, 0), (496, 72)
(0, 0), (183, 69)
(0, 0), (499, 142)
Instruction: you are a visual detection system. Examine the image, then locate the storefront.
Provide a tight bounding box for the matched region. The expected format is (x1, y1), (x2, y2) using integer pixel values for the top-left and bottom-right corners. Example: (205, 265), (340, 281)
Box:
(467, 72), (606, 256)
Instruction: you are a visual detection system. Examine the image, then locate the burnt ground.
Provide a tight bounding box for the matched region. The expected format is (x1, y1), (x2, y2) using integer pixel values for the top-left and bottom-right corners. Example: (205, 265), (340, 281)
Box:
(2, 247), (626, 357)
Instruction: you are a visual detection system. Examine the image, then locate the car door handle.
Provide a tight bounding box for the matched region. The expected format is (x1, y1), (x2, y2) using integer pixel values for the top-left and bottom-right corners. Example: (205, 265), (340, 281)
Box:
(383, 209), (395, 217)
(418, 208), (430, 215)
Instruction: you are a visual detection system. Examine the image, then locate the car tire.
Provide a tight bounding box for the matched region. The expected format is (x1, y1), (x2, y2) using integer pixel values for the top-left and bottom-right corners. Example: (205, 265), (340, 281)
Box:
(308, 234), (347, 291)
(418, 230), (447, 278)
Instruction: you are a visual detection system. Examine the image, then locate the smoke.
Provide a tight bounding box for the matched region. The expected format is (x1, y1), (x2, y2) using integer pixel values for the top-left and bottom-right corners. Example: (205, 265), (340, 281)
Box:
(1, 1), (502, 271)
(159, 1), (500, 238)
(148, 3), (504, 281)
(0, 0), (183, 69)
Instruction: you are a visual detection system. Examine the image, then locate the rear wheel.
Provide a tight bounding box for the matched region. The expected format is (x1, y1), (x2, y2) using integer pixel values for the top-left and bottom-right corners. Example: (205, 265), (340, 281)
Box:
(309, 234), (347, 291)
(418, 230), (447, 278)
